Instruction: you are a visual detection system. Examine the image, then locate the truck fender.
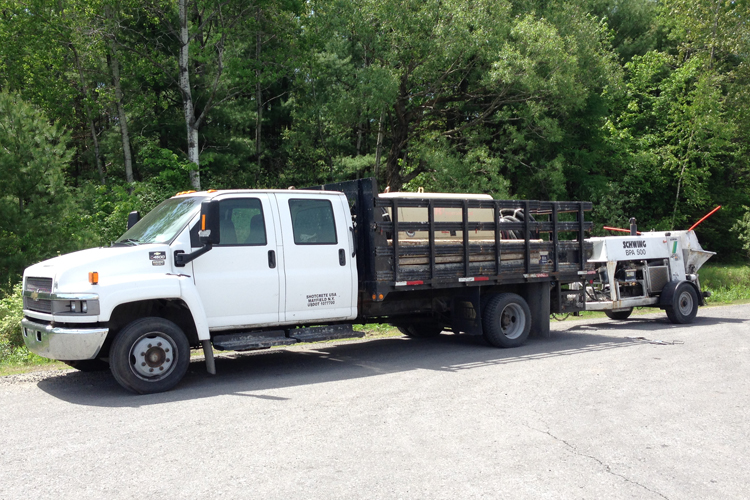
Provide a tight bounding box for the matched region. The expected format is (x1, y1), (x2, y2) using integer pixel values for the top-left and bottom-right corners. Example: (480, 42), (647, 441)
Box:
(100, 275), (183, 320)
(659, 280), (704, 308)
(100, 274), (210, 342)
(175, 276), (210, 341)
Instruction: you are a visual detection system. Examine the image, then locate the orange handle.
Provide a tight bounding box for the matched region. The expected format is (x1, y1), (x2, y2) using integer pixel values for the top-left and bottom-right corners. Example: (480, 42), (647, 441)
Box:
(603, 226), (641, 235)
(688, 206), (721, 231)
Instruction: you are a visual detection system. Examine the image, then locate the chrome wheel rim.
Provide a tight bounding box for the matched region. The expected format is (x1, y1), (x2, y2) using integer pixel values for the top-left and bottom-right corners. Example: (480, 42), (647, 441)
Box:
(129, 333), (177, 381)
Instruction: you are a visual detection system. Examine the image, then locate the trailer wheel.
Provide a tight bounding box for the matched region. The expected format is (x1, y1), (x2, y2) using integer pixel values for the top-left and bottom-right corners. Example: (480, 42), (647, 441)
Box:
(482, 293), (531, 348)
(109, 317), (190, 394)
(398, 323), (443, 338)
(62, 359), (109, 372)
(666, 284), (699, 324)
(605, 308), (633, 320)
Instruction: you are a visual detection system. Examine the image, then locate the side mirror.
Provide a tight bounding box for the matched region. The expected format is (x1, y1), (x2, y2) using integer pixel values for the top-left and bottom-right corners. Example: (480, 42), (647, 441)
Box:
(199, 200), (221, 245)
(174, 200), (220, 267)
(127, 211), (140, 230)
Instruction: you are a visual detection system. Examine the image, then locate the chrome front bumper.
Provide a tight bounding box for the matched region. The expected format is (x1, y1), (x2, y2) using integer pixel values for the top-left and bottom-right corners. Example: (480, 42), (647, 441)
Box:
(21, 318), (109, 360)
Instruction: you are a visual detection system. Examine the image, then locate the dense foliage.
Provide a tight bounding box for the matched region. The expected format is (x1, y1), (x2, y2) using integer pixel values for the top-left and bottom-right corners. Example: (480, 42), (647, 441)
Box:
(1, 0), (750, 292)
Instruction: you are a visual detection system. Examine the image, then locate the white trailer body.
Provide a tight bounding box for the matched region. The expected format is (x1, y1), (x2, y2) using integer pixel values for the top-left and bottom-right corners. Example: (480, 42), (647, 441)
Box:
(583, 229), (714, 322)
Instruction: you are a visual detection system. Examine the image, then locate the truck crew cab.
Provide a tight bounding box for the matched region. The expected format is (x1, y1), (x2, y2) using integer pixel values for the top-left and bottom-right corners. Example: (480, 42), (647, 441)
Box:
(21, 179), (598, 393)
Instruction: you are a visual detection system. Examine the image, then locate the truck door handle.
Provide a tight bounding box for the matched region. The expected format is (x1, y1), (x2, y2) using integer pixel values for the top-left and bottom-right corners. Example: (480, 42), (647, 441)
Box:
(339, 248), (346, 266)
(268, 250), (276, 269)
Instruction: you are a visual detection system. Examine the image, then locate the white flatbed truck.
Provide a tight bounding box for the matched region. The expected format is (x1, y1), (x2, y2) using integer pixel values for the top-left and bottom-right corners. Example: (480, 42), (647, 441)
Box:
(19, 179), (711, 393)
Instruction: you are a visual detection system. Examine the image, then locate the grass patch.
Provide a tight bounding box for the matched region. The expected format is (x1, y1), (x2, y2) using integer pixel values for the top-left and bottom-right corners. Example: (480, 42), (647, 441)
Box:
(0, 346), (67, 376)
(698, 264), (750, 304)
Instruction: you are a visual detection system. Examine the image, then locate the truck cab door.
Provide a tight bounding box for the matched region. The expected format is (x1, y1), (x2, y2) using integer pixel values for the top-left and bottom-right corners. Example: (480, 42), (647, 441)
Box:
(191, 194), (281, 329)
(273, 192), (357, 323)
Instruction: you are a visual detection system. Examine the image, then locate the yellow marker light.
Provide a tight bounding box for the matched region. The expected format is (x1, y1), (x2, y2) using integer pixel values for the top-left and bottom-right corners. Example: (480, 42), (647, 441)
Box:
(201, 214), (206, 231)
(207, 189), (217, 193)
(372, 294), (376, 300)
(88, 272), (99, 285)
(378, 294), (384, 300)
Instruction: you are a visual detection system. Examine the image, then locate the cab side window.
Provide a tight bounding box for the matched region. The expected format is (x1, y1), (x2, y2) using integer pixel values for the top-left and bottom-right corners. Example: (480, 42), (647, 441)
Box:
(218, 198), (267, 246)
(289, 199), (337, 245)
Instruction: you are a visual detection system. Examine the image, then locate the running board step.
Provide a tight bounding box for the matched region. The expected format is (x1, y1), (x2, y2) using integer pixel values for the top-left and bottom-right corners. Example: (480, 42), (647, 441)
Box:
(288, 324), (365, 343)
(213, 330), (296, 351)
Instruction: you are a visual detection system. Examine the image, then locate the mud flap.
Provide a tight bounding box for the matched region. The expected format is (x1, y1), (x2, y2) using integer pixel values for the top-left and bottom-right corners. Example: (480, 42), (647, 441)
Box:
(524, 281), (550, 338)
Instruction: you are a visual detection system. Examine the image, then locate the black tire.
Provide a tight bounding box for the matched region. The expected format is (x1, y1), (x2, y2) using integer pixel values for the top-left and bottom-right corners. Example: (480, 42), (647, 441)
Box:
(482, 293), (531, 348)
(666, 283), (699, 324)
(605, 308), (633, 320)
(396, 326), (412, 336)
(62, 359), (109, 372)
(398, 323), (443, 338)
(109, 317), (190, 394)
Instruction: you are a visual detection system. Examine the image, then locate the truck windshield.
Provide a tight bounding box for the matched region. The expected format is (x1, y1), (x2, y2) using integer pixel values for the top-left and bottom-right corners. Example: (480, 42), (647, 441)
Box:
(114, 197), (203, 245)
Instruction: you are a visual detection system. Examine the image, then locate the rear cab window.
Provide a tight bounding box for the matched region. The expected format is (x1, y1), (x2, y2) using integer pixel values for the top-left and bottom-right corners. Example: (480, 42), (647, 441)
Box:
(289, 199), (337, 245)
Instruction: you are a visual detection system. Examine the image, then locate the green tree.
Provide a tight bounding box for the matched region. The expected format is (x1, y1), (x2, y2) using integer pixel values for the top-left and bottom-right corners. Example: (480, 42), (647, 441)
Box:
(0, 92), (79, 288)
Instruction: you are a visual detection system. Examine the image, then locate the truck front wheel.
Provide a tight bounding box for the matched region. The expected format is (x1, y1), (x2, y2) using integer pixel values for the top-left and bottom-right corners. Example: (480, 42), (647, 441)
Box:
(482, 293), (531, 348)
(109, 317), (190, 394)
(666, 283), (699, 324)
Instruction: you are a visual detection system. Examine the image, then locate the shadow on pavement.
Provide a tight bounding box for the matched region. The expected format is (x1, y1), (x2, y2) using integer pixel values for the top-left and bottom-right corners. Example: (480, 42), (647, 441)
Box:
(35, 310), (745, 407)
(559, 313), (748, 333)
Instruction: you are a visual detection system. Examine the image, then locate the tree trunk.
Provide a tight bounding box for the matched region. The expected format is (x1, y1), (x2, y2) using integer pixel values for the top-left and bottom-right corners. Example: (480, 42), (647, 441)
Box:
(107, 46), (133, 184)
(356, 122), (363, 156)
(386, 118), (408, 191)
(71, 43), (105, 185)
(672, 129), (696, 229)
(255, 8), (263, 175)
(179, 0), (201, 190)
(374, 110), (385, 180)
(385, 75), (414, 191)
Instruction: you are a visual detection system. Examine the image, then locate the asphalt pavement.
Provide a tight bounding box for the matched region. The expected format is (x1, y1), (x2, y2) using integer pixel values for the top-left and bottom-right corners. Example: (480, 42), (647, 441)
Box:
(1, 304), (748, 499)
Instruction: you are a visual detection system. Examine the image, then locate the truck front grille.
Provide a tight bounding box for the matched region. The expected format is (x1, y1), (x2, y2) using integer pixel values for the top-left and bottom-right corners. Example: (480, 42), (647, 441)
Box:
(23, 297), (53, 313)
(26, 277), (53, 293)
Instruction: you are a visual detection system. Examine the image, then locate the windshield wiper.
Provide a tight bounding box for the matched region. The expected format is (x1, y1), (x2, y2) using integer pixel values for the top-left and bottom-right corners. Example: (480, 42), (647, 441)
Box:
(113, 238), (142, 247)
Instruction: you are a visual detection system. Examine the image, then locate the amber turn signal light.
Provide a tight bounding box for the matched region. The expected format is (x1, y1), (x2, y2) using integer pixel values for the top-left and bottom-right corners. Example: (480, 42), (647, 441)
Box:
(88, 272), (99, 285)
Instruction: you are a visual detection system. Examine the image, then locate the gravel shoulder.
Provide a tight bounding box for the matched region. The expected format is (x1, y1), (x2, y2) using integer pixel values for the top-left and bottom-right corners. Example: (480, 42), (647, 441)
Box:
(2, 304), (748, 499)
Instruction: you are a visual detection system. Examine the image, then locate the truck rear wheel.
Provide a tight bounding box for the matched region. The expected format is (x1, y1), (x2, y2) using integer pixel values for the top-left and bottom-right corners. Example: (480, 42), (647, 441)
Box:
(666, 283), (699, 324)
(482, 293), (531, 348)
(109, 317), (190, 394)
(605, 308), (633, 320)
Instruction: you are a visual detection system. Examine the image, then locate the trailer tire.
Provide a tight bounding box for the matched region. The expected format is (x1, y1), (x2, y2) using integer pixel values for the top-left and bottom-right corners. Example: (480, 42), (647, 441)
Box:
(666, 283), (699, 324)
(482, 293), (531, 348)
(62, 359), (109, 372)
(109, 317), (190, 394)
(605, 308), (633, 320)
(398, 323), (443, 338)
